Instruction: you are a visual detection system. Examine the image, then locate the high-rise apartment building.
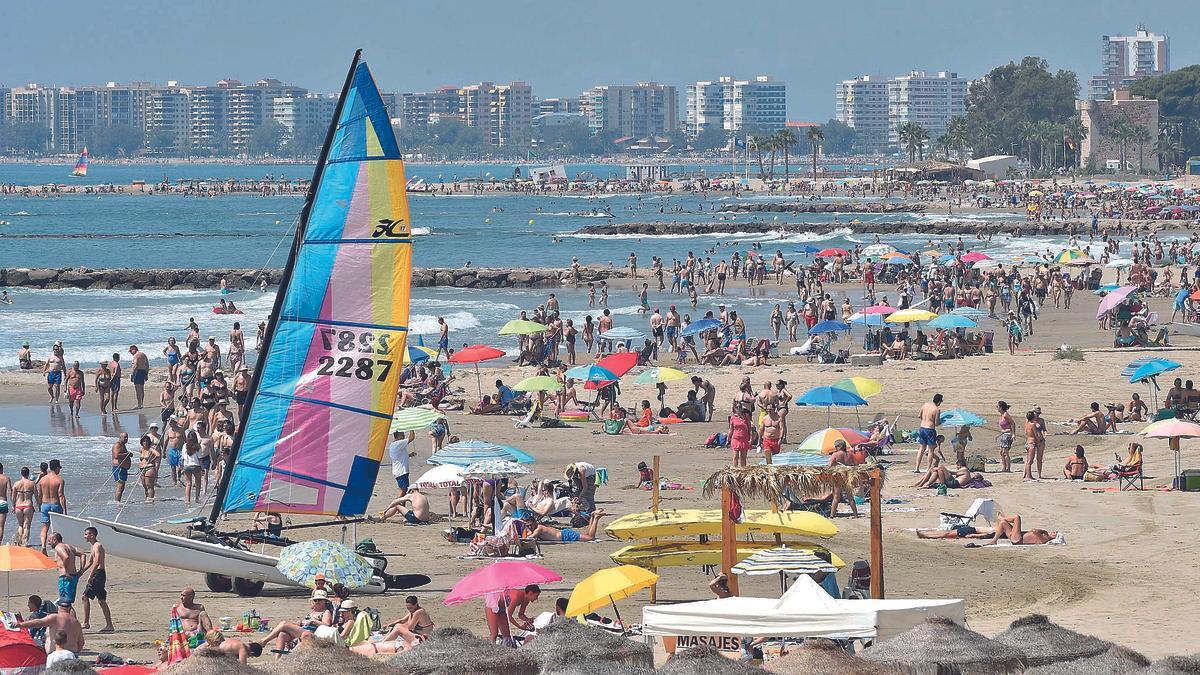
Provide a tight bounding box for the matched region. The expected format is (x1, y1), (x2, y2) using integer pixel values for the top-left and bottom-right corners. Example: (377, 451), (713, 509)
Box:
(686, 76), (785, 137)
(1089, 25), (1169, 100)
(273, 93), (338, 138)
(457, 81), (533, 147)
(181, 83), (231, 154)
(399, 87), (461, 129)
(580, 83), (677, 137)
(835, 75), (890, 153)
(227, 79), (307, 153)
(54, 87), (100, 153)
(536, 97), (580, 115)
(98, 82), (158, 130)
(8, 85), (57, 151)
(886, 71), (967, 150)
(144, 84), (190, 154)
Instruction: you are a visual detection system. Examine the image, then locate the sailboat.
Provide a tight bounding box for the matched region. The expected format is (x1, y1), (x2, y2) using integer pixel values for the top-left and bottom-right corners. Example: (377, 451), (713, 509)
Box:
(71, 147), (88, 177)
(52, 50), (415, 596)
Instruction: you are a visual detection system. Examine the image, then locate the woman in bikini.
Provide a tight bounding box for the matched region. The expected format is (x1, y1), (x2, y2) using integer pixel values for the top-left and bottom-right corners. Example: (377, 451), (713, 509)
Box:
(255, 591), (334, 659)
(996, 401), (1014, 472)
(1022, 410), (1043, 481)
(352, 595), (433, 656)
(139, 435), (160, 502)
(11, 468), (34, 547)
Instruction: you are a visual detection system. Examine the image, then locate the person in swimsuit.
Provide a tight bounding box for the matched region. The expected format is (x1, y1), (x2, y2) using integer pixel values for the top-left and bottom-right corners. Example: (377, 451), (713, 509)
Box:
(163, 337), (181, 382)
(12, 468), (34, 547)
(108, 353), (123, 412)
(983, 514), (1058, 546)
(93, 363), (112, 415)
(353, 595), (434, 656)
(524, 510), (607, 542)
(254, 591), (333, 659)
(65, 362), (85, 419)
(1064, 445), (1088, 480)
(1023, 411), (1044, 481)
(43, 345), (65, 404)
(996, 401), (1014, 472)
(139, 435), (159, 501)
(37, 460), (66, 553)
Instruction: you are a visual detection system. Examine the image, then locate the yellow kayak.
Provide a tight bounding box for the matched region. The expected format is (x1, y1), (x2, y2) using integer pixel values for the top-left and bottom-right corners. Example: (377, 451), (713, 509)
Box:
(605, 509), (838, 541)
(611, 540), (845, 569)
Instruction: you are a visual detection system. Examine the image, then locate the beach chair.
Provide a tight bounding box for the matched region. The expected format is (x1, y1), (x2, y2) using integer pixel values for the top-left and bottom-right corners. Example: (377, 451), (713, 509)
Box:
(841, 560), (872, 600)
(1116, 461), (1144, 491)
(939, 498), (995, 529)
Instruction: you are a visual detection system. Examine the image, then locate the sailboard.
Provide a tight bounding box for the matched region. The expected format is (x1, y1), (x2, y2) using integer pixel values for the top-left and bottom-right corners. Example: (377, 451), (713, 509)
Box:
(71, 147), (88, 177)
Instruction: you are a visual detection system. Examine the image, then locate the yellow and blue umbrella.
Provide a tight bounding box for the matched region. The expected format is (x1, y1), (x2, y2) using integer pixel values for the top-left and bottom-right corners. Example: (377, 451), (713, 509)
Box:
(1054, 248), (1091, 264)
(831, 377), (882, 399)
(634, 367), (688, 385)
(276, 539), (375, 589)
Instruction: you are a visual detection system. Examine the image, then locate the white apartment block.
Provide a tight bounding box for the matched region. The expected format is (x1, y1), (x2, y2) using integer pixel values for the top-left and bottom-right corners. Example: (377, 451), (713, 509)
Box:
(1089, 25), (1170, 100)
(886, 71), (967, 150)
(272, 94), (337, 138)
(686, 75), (786, 137)
(580, 82), (677, 137)
(457, 81), (533, 147)
(835, 75), (890, 153)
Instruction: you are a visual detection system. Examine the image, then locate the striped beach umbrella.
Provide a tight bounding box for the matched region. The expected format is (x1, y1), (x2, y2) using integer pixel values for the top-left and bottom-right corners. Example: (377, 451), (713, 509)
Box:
(796, 427), (870, 454)
(832, 377), (883, 399)
(429, 439), (534, 466)
(462, 459), (532, 480)
(732, 547), (839, 576)
(758, 450), (829, 466)
(390, 406), (445, 433)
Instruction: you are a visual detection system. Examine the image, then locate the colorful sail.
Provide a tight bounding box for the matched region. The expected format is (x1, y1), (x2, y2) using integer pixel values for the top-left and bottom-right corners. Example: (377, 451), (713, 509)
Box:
(71, 147), (88, 177)
(220, 56), (412, 517)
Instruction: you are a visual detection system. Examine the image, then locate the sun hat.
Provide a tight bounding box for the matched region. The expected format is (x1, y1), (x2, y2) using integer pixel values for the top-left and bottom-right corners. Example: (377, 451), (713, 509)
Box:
(311, 589), (328, 600)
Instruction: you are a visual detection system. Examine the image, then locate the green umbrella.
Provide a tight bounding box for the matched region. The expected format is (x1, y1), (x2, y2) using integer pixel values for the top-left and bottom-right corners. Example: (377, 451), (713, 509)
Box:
(499, 319), (548, 335)
(513, 375), (562, 392)
(391, 406), (446, 433)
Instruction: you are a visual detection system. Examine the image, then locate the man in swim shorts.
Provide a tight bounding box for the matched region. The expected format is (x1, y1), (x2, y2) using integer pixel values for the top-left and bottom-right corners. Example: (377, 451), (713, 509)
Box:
(50, 533), (80, 603)
(43, 343), (65, 404)
(128, 345), (150, 409)
(525, 509), (607, 542)
(759, 407), (782, 455)
(111, 433), (131, 503)
(37, 460), (67, 553)
(65, 362), (85, 419)
(165, 417), (185, 486)
(915, 394), (943, 473)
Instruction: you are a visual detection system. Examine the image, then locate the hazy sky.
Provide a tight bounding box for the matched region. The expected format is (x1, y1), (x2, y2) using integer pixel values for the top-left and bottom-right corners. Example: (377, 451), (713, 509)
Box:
(3, 1), (1197, 120)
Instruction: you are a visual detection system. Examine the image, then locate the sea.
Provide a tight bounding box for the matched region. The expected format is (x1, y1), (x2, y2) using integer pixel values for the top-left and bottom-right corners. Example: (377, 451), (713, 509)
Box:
(0, 160), (1077, 524)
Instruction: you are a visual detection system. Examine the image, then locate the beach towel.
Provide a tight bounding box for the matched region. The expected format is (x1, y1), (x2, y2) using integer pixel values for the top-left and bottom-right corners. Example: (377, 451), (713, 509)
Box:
(970, 532), (1066, 547)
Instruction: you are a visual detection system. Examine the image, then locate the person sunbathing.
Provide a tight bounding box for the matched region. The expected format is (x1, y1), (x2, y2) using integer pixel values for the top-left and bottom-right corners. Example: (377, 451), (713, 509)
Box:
(377, 488), (430, 524)
(470, 395), (501, 415)
(1064, 445), (1088, 480)
(916, 525), (995, 540)
(983, 513), (1057, 546)
(1112, 443), (1143, 473)
(350, 596), (432, 656)
(501, 481), (571, 519)
(913, 461), (981, 489)
(254, 591), (333, 658)
(1124, 393), (1148, 422)
(613, 407), (669, 435)
(523, 510), (607, 542)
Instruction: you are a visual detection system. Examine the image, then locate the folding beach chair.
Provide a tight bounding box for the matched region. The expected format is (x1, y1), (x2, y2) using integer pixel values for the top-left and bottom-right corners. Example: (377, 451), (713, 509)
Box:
(1116, 463), (1144, 491)
(939, 498), (995, 529)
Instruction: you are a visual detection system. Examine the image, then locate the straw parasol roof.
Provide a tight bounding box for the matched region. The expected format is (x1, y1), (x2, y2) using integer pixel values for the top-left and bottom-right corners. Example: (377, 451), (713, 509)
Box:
(543, 663), (653, 675)
(860, 616), (1025, 674)
(44, 660), (97, 674)
(160, 649), (267, 675)
(658, 645), (769, 674)
(765, 638), (894, 674)
(524, 620), (654, 672)
(703, 464), (881, 502)
(389, 627), (540, 675)
(1144, 656), (1200, 674)
(260, 633), (379, 675)
(1024, 645), (1148, 674)
(993, 614), (1109, 666)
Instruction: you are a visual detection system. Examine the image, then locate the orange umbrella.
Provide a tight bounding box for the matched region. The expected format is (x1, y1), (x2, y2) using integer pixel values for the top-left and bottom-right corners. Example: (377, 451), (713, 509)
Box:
(0, 546), (56, 610)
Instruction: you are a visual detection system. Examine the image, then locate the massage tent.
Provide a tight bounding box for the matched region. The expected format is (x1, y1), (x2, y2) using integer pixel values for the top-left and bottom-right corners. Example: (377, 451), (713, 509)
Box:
(641, 576), (964, 642)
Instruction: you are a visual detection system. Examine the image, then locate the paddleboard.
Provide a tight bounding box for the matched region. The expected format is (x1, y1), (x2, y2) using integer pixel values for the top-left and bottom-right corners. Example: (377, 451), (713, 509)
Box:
(605, 509), (837, 540)
(611, 540), (845, 569)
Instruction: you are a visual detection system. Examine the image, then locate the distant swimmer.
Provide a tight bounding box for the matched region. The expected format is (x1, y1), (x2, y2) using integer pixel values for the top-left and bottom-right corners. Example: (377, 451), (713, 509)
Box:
(0, 290), (11, 304)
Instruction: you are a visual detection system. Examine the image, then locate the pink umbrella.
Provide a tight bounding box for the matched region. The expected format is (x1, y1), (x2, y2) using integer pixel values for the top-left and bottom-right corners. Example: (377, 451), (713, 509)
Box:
(1144, 420), (1200, 439)
(860, 304), (897, 315)
(443, 560), (561, 605)
(961, 252), (991, 263)
(1095, 285), (1138, 319)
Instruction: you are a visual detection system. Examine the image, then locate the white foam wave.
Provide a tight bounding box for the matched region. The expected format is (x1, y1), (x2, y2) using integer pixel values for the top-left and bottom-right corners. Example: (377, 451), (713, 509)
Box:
(411, 227), (432, 236)
(8, 211), (32, 216)
(561, 226), (854, 244)
(0, 426), (112, 459)
(409, 311), (481, 335)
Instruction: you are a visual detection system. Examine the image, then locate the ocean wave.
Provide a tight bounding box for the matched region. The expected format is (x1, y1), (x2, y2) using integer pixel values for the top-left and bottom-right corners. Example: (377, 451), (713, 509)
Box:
(560, 226), (854, 244)
(7, 211), (32, 216)
(411, 227), (431, 236)
(409, 311), (481, 335)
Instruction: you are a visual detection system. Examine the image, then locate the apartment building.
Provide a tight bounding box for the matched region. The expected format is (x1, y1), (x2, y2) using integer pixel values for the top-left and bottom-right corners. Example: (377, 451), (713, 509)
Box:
(686, 76), (785, 137)
(580, 82), (677, 137)
(1089, 25), (1170, 100)
(835, 75), (890, 153)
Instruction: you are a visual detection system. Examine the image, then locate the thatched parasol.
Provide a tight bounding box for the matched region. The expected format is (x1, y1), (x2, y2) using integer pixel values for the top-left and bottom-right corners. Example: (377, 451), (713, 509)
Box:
(524, 620), (654, 672)
(658, 645), (769, 674)
(860, 616), (1025, 674)
(765, 638), (893, 674)
(389, 626), (540, 675)
(544, 662), (653, 675)
(260, 633), (380, 675)
(161, 649), (267, 675)
(44, 659), (97, 674)
(993, 614), (1109, 666)
(1144, 656), (1200, 674)
(702, 464), (880, 502)
(1024, 645), (1149, 674)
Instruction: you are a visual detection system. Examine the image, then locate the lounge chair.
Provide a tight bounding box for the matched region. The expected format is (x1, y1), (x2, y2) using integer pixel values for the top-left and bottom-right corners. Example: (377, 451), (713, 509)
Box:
(939, 498), (996, 529)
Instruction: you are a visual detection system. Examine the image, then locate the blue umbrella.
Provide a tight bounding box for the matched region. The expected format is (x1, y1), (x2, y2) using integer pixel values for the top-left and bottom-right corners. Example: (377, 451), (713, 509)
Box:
(1121, 356), (1168, 377)
(883, 257), (913, 266)
(796, 386), (868, 407)
(950, 306), (987, 320)
(681, 318), (721, 337)
(1093, 283), (1122, 296)
(808, 320), (850, 334)
(429, 439), (534, 467)
(849, 313), (885, 327)
(566, 364), (619, 382)
(928, 314), (977, 329)
(939, 408), (986, 427)
(795, 245), (821, 255)
(759, 451), (828, 466)
(603, 326), (645, 341)
(1128, 359), (1181, 384)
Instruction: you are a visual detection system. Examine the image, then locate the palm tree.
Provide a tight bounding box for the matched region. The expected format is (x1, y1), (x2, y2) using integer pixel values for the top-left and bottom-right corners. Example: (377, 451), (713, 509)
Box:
(1062, 115), (1087, 169)
(1130, 125), (1152, 173)
(805, 126), (824, 180)
(749, 133), (771, 179)
(1108, 117), (1134, 173)
(942, 116), (969, 160)
(774, 128), (797, 186)
(1018, 121), (1038, 167)
(1154, 133), (1184, 172)
(1036, 120), (1059, 171)
(897, 122), (927, 163)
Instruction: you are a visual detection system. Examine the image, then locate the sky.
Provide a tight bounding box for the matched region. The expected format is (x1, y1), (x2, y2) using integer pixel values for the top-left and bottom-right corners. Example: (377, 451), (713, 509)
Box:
(3, 0), (1199, 120)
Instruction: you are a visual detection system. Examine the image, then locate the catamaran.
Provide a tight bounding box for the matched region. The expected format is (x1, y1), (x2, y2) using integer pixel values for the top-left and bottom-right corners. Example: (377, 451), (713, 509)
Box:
(53, 50), (416, 596)
(71, 147), (88, 177)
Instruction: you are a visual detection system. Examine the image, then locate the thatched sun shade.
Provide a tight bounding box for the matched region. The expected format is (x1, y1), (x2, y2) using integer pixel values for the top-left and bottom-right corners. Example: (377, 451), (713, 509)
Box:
(658, 644), (769, 674)
(860, 615), (1025, 674)
(524, 620), (654, 672)
(161, 649), (267, 675)
(993, 614), (1109, 667)
(703, 464), (881, 502)
(765, 638), (893, 674)
(389, 626), (540, 675)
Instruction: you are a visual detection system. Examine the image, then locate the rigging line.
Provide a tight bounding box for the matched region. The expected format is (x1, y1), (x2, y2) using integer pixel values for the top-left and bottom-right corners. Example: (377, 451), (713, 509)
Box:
(248, 214), (300, 292)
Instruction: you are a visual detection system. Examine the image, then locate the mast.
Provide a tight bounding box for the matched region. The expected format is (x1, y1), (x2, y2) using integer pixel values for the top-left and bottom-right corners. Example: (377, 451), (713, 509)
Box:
(209, 49), (363, 524)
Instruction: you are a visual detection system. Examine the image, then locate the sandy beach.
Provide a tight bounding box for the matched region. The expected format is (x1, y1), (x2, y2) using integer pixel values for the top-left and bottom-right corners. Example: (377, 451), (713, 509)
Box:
(1, 266), (1197, 664)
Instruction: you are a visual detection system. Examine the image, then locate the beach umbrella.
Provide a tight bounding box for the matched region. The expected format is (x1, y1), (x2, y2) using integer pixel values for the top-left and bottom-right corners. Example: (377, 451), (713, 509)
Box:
(1094, 283), (1122, 295)
(1107, 258), (1134, 269)
(759, 450), (829, 466)
(525, 621), (655, 672)
(961, 251), (991, 263)
(939, 408), (986, 427)
(807, 319), (850, 334)
(796, 386), (868, 425)
(767, 639), (892, 674)
(565, 565), (658, 626)
(1122, 356), (1175, 377)
(390, 406), (445, 433)
(794, 245), (822, 255)
(680, 318), (720, 336)
(861, 616), (1025, 673)
(885, 308), (938, 323)
(1055, 248), (1090, 264)
(880, 251), (910, 260)
(276, 539), (375, 589)
(1019, 645), (1147, 674)
(993, 614), (1110, 667)
(0, 545), (56, 611)
(443, 560), (561, 605)
(388, 627), (541, 675)
(661, 647), (767, 675)
(861, 243), (895, 257)
(404, 344), (438, 364)
(566, 363), (619, 383)
(1127, 358), (1180, 384)
(1096, 285), (1138, 319)
(950, 306), (987, 320)
(815, 247), (849, 257)
(797, 427), (870, 454)
(412, 464), (464, 489)
(860, 304), (897, 315)
(430, 439), (535, 466)
(928, 314), (977, 329)
(498, 319), (547, 336)
(832, 376), (882, 399)
(1142, 419), (1200, 438)
(513, 375), (562, 392)
(848, 312), (885, 327)
(731, 547), (838, 576)
(972, 259), (1003, 269)
(634, 367), (687, 384)
(449, 344), (506, 399)
(602, 326), (645, 342)
(462, 459), (532, 480)
(882, 256), (913, 266)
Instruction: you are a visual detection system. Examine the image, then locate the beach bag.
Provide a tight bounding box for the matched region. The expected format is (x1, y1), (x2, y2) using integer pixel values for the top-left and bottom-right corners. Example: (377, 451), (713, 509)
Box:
(966, 454), (987, 472)
(704, 432), (727, 448)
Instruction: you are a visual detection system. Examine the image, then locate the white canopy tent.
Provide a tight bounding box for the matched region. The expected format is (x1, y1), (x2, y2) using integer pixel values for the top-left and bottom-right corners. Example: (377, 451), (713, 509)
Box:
(641, 576), (964, 642)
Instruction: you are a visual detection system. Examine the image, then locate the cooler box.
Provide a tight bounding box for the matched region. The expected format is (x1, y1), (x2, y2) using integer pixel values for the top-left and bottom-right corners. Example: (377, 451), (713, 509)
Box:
(1181, 470), (1200, 492)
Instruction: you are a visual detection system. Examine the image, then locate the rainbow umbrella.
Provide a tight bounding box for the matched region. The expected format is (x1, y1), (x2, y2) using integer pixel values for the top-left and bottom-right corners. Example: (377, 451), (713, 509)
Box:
(796, 427), (870, 454)
(1054, 248), (1090, 264)
(832, 377), (882, 399)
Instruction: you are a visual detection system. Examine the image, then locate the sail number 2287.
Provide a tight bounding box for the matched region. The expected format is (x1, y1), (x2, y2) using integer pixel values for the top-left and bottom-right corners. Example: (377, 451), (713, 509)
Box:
(314, 329), (394, 382)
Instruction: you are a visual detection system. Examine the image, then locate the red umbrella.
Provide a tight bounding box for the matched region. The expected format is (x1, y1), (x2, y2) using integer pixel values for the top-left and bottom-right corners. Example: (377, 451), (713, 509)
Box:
(443, 560), (561, 605)
(583, 351), (639, 391)
(449, 344), (506, 399)
(815, 248), (849, 257)
(860, 304), (897, 315)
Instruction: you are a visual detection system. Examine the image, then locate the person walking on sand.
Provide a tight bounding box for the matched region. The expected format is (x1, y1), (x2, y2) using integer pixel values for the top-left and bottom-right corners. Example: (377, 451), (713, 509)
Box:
(435, 317), (450, 361)
(108, 352), (123, 412)
(127, 345), (149, 409)
(12, 468), (34, 547)
(93, 363), (111, 415)
(915, 394), (943, 473)
(49, 533), (80, 604)
(37, 460), (67, 553)
(0, 464), (11, 545)
(44, 344), (65, 404)
(79, 527), (114, 632)
(111, 433), (131, 503)
(64, 362), (85, 419)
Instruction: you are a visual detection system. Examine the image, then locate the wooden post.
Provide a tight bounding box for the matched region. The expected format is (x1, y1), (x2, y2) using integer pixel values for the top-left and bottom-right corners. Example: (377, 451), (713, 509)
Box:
(869, 468), (884, 599)
(721, 485), (739, 596)
(650, 455), (661, 602)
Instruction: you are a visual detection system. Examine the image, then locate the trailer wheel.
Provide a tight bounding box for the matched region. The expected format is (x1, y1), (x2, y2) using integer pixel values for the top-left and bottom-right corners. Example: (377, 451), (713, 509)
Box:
(204, 573), (233, 594)
(233, 577), (265, 597)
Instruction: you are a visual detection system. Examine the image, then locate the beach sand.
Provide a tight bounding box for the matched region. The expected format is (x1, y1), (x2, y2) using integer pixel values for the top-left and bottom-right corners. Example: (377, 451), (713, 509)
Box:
(1, 272), (1198, 663)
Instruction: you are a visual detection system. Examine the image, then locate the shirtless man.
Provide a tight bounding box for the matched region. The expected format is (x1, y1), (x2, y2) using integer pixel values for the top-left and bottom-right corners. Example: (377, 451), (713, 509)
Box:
(755, 381), (778, 416)
(758, 408), (783, 456)
(108, 352), (123, 412)
(38, 460), (67, 552)
(172, 587), (213, 638)
(43, 345), (65, 404)
(12, 468), (34, 546)
(506, 585), (542, 632)
(204, 337), (221, 373)
(227, 322), (245, 374)
(915, 394), (943, 473)
(79, 527), (114, 632)
(200, 630), (261, 664)
(524, 510), (607, 543)
(0, 464), (10, 545)
(233, 366), (251, 420)
(691, 376), (716, 422)
(378, 488), (430, 524)
(164, 417), (185, 486)
(435, 317), (450, 361)
(1070, 402), (1109, 435)
(111, 433), (131, 502)
(19, 599), (83, 654)
(127, 345), (150, 409)
(775, 380), (792, 443)
(65, 362), (85, 419)
(984, 514), (1058, 546)
(17, 342), (32, 370)
(49, 533), (81, 604)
